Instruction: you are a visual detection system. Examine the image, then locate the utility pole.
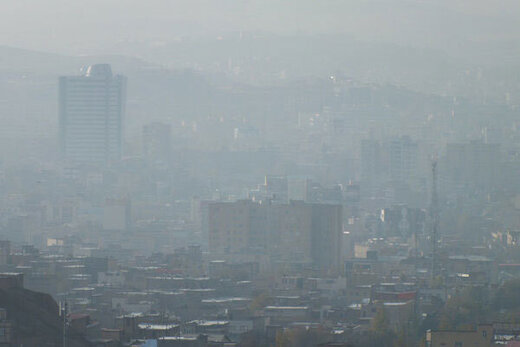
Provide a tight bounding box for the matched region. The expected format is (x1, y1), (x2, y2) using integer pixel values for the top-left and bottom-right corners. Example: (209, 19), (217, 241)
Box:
(61, 301), (68, 347)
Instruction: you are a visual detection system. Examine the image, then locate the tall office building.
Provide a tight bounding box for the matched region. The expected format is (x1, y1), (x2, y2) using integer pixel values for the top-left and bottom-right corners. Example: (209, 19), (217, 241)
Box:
(59, 64), (126, 165)
(142, 122), (172, 165)
(361, 139), (383, 195)
(388, 136), (418, 183)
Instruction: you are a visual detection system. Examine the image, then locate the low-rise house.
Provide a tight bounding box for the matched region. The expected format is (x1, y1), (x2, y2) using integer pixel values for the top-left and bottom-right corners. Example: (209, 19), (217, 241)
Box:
(426, 324), (493, 347)
(264, 306), (310, 325)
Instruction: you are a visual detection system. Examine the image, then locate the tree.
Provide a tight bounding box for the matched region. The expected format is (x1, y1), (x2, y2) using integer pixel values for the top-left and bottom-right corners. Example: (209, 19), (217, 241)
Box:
(275, 330), (291, 347)
(495, 279), (520, 310)
(394, 328), (407, 347)
(275, 327), (330, 347)
(371, 307), (390, 334)
(249, 292), (272, 312)
(370, 307), (396, 347)
(438, 286), (490, 330)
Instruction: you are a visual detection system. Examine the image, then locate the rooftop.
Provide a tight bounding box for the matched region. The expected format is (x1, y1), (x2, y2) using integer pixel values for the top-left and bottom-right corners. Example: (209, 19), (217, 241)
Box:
(85, 64), (112, 78)
(138, 323), (179, 331)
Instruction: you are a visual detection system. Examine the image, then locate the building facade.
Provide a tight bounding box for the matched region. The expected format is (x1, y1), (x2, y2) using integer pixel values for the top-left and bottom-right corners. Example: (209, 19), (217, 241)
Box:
(426, 325), (494, 347)
(206, 200), (342, 272)
(59, 64), (126, 165)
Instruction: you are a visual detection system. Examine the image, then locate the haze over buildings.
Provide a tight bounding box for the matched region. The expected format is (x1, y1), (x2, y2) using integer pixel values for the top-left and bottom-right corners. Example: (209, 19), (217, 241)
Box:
(0, 1), (519, 346)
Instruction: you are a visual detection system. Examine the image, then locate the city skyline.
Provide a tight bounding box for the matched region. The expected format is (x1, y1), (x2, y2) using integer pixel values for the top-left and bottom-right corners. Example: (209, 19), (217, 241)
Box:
(0, 1), (519, 346)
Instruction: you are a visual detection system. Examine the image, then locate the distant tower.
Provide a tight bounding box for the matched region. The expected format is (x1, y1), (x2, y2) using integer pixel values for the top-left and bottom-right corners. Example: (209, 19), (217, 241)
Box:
(59, 64), (126, 165)
(388, 136), (418, 184)
(430, 159), (439, 281)
(142, 122), (172, 165)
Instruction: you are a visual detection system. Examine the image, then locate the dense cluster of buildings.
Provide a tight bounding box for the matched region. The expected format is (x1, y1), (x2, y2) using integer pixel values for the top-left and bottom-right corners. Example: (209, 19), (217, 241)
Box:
(0, 63), (519, 346)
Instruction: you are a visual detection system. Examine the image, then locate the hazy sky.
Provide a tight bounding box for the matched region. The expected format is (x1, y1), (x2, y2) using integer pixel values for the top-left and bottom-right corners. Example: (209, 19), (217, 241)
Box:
(1, 0), (519, 54)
